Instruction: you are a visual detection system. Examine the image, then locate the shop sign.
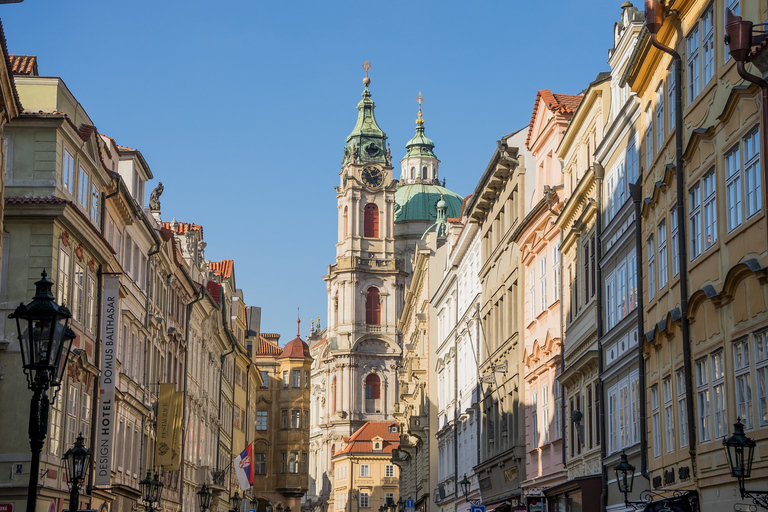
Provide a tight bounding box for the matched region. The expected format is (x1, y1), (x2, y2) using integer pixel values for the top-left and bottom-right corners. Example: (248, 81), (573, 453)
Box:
(0, 504), (14, 512)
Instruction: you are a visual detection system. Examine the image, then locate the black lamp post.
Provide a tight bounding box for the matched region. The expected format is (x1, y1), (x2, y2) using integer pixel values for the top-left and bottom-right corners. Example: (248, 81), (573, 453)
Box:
(614, 450), (636, 507)
(231, 492), (243, 512)
(10, 270), (76, 512)
(724, 419), (768, 509)
(396, 497), (404, 512)
(277, 504), (284, 512)
(63, 433), (91, 512)
(140, 470), (163, 512)
(458, 474), (481, 506)
(198, 484), (213, 512)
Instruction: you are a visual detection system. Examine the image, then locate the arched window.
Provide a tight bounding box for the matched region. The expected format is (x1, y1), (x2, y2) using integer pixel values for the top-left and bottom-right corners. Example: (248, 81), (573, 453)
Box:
(365, 374), (381, 399)
(411, 167), (416, 179)
(364, 203), (379, 238)
(365, 373), (381, 413)
(343, 206), (348, 238)
(422, 166), (428, 179)
(366, 287), (381, 325)
(332, 376), (337, 414)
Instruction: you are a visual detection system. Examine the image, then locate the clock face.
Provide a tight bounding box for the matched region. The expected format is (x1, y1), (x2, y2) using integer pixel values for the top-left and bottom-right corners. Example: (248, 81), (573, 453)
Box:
(362, 166), (384, 188)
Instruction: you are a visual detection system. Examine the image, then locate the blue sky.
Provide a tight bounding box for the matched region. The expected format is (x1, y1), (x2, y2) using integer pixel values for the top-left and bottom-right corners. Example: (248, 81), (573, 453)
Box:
(2, 0), (622, 341)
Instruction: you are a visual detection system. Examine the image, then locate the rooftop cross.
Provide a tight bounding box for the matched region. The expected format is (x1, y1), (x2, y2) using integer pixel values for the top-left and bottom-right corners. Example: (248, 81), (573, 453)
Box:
(363, 61), (371, 77)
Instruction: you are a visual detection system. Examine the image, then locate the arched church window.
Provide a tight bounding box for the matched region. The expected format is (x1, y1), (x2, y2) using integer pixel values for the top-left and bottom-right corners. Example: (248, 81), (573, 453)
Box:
(343, 206), (348, 238)
(365, 373), (381, 413)
(365, 374), (381, 399)
(364, 203), (379, 238)
(411, 167), (416, 180)
(366, 287), (381, 325)
(422, 166), (428, 180)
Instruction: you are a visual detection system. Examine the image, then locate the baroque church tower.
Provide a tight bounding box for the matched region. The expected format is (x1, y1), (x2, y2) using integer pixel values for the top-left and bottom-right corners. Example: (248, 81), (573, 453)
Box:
(308, 67), (464, 504)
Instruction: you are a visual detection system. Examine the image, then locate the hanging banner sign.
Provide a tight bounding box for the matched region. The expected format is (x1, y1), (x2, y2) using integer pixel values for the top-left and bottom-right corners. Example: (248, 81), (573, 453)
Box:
(95, 275), (119, 486)
(156, 383), (182, 470)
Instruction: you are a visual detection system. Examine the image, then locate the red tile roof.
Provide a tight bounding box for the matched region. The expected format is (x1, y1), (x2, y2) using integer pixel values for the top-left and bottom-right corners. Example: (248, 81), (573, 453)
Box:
(162, 221), (203, 237)
(255, 334), (283, 356)
(210, 260), (234, 279)
(334, 421), (400, 456)
(526, 89), (582, 150)
(9, 55), (37, 76)
(278, 336), (312, 359)
(206, 281), (222, 304)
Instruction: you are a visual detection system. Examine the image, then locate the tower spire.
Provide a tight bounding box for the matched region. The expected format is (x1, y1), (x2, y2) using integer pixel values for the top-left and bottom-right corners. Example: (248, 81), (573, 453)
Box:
(343, 62), (388, 166)
(404, 91), (436, 159)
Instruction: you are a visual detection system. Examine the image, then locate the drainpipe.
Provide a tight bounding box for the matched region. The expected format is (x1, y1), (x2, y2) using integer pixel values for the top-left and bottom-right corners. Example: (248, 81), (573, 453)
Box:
(645, 0), (697, 468)
(180, 283), (205, 507)
(593, 163), (607, 512)
(558, 225), (566, 469)
(629, 180), (650, 481)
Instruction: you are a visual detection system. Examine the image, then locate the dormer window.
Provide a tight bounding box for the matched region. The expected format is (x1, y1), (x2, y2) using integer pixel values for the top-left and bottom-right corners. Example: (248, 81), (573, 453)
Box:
(389, 425), (399, 433)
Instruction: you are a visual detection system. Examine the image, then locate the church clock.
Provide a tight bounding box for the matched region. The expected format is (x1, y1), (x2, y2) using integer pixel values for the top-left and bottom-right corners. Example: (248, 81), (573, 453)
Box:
(362, 166), (384, 188)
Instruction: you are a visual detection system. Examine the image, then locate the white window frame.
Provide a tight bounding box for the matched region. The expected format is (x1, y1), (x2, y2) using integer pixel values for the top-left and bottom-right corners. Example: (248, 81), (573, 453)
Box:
(529, 269), (536, 320)
(755, 330), (768, 426)
(531, 390), (538, 448)
(542, 383), (550, 444)
(689, 182), (702, 259)
(734, 337), (753, 429)
(63, 147), (74, 194)
(712, 351), (727, 438)
(677, 369), (689, 447)
(656, 82), (665, 149)
(663, 378), (674, 453)
(652, 385), (661, 458)
(647, 235), (655, 300)
(658, 220), (667, 289)
(671, 207), (679, 276)
(645, 105), (654, 168)
(687, 23), (701, 103)
(696, 358), (711, 442)
(360, 493), (369, 508)
(360, 464), (370, 477)
(553, 243), (561, 302)
(744, 128), (762, 219)
(540, 256), (547, 311)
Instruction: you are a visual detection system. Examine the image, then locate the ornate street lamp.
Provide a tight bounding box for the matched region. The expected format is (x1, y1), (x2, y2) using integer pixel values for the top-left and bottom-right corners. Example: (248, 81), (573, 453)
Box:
(614, 450), (636, 504)
(63, 433), (91, 512)
(140, 471), (163, 512)
(9, 270), (76, 512)
(276, 504), (284, 512)
(724, 419), (768, 509)
(458, 474), (481, 505)
(198, 484), (213, 512)
(231, 492), (243, 512)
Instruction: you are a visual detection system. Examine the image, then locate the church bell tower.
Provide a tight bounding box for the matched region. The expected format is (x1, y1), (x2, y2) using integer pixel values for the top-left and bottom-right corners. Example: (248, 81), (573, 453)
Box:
(310, 62), (405, 502)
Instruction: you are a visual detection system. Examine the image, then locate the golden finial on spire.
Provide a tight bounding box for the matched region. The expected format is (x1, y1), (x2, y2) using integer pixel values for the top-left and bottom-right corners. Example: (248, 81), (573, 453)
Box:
(416, 91), (424, 125)
(362, 61), (371, 85)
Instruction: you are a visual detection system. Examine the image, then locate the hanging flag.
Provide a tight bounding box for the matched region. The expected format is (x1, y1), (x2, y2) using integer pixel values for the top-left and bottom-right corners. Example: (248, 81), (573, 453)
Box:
(156, 384), (182, 470)
(233, 443), (253, 491)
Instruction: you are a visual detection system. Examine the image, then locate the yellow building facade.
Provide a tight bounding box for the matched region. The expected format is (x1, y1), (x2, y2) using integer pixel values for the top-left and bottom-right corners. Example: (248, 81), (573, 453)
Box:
(625, 0), (768, 508)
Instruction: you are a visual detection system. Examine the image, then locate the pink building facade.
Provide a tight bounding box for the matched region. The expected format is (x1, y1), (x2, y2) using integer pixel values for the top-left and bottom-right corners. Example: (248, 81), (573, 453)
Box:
(516, 90), (581, 508)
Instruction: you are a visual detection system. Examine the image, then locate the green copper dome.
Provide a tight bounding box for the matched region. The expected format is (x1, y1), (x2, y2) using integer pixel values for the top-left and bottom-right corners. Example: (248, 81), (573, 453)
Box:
(343, 78), (388, 166)
(394, 184), (463, 222)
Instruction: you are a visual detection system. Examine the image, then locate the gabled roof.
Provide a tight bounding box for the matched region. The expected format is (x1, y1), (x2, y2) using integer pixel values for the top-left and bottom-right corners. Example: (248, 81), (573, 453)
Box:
(9, 55), (37, 76)
(334, 421), (400, 456)
(526, 89), (582, 150)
